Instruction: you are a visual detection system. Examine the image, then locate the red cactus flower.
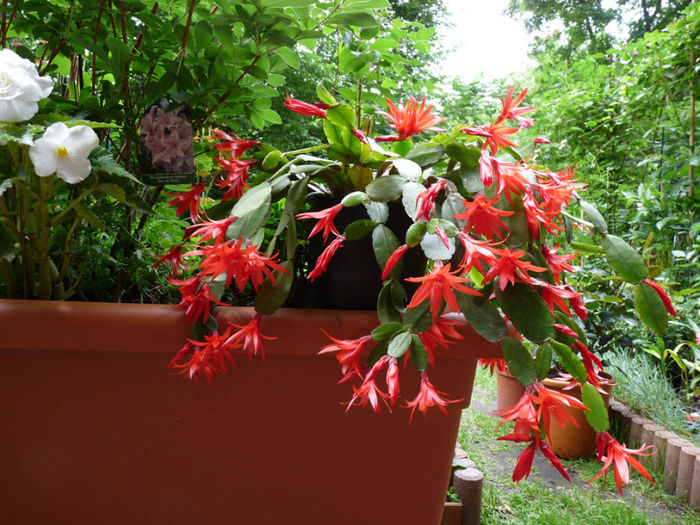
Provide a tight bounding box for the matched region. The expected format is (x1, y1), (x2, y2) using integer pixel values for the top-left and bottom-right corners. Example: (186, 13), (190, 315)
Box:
(308, 235), (345, 281)
(382, 243), (410, 280)
(454, 194), (514, 241)
(496, 86), (535, 127)
(461, 122), (519, 156)
(405, 372), (460, 421)
(212, 129), (259, 157)
(588, 432), (655, 495)
(284, 94), (328, 118)
(296, 203), (343, 243)
(319, 332), (373, 377)
(153, 245), (188, 277)
(226, 313), (276, 361)
(375, 96), (445, 142)
(406, 261), (482, 321)
(166, 181), (206, 223)
(482, 247), (547, 291)
(415, 179), (446, 221)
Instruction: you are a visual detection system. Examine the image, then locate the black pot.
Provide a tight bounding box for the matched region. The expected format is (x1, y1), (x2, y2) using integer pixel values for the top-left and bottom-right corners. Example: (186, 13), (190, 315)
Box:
(290, 199), (425, 310)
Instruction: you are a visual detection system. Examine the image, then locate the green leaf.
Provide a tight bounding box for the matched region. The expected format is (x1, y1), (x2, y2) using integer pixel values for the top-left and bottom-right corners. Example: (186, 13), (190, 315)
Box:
(634, 282), (668, 334)
(393, 158), (421, 180)
(603, 234), (648, 283)
(227, 201), (269, 240)
(0, 220), (18, 261)
(420, 233), (455, 260)
(326, 104), (356, 129)
(316, 83), (337, 105)
(405, 221), (427, 247)
(549, 340), (587, 383)
(262, 150), (282, 171)
(377, 280), (402, 324)
(570, 241), (604, 254)
(347, 164), (373, 190)
(445, 141), (480, 165)
(365, 176), (406, 202)
(365, 201), (388, 222)
(496, 283), (554, 343)
(254, 261), (293, 315)
(404, 300), (432, 334)
(387, 331), (413, 358)
(232, 183), (272, 218)
(275, 47), (299, 68)
(328, 143), (358, 163)
(328, 12), (378, 27)
(73, 202), (107, 230)
(372, 323), (406, 341)
(535, 343), (553, 379)
(553, 312), (588, 347)
(502, 337), (536, 385)
(405, 142), (444, 167)
(455, 291), (507, 343)
(283, 176), (309, 215)
(372, 224), (400, 270)
(372, 322), (405, 342)
(410, 334), (428, 371)
(582, 383), (609, 432)
(580, 200), (608, 234)
(341, 191), (368, 207)
(344, 219), (376, 241)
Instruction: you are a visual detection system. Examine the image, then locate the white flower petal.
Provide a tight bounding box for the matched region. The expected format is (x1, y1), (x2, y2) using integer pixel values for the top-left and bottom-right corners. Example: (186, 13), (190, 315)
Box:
(42, 122), (70, 144)
(64, 125), (99, 157)
(29, 143), (58, 177)
(56, 155), (91, 184)
(0, 50), (52, 122)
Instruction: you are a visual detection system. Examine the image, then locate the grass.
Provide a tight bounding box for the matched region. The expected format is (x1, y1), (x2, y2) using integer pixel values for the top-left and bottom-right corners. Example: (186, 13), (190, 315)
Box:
(602, 349), (699, 445)
(458, 366), (699, 524)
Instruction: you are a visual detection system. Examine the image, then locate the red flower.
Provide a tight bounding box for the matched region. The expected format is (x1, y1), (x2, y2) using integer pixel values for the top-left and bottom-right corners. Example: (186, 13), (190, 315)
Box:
(455, 233), (498, 275)
(170, 275), (227, 323)
(178, 329), (239, 382)
(296, 203), (343, 243)
(538, 282), (587, 320)
(404, 372), (460, 421)
(406, 262), (482, 321)
(536, 166), (586, 215)
(419, 315), (465, 365)
(375, 96), (445, 141)
(212, 129), (259, 158)
(534, 137), (551, 145)
(319, 331), (373, 377)
(386, 356), (400, 405)
(533, 383), (587, 439)
(512, 438), (538, 481)
(461, 123), (519, 156)
(479, 150), (500, 186)
(226, 313), (276, 361)
(283, 94), (328, 118)
(382, 243), (410, 280)
(347, 357), (393, 415)
(454, 194), (513, 240)
(153, 245), (188, 277)
(541, 244), (576, 284)
(194, 238), (287, 292)
(185, 216), (236, 243)
(308, 235), (345, 281)
(642, 279), (677, 317)
(588, 432), (655, 495)
(493, 388), (539, 436)
(352, 128), (368, 143)
(482, 247), (547, 291)
(496, 86), (535, 128)
(215, 156), (256, 201)
(415, 179), (446, 221)
(166, 181), (206, 223)
(478, 358), (507, 375)
(522, 190), (562, 239)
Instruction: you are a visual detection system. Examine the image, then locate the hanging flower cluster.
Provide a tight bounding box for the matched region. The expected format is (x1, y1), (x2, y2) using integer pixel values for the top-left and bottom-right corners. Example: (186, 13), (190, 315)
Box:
(162, 84), (675, 493)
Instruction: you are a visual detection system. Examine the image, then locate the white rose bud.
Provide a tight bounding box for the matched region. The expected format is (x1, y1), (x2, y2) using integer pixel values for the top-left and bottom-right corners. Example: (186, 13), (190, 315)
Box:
(0, 49), (53, 122)
(29, 122), (99, 184)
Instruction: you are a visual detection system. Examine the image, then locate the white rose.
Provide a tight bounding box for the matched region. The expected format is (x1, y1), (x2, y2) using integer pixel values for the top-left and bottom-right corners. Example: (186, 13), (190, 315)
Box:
(0, 49), (53, 122)
(29, 123), (99, 184)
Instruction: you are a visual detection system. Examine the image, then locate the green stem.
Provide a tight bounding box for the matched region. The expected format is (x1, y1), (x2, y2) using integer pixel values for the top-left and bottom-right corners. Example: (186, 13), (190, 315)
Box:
(51, 187), (97, 225)
(561, 209), (594, 229)
(0, 259), (14, 298)
(282, 143), (329, 157)
(55, 214), (81, 285)
(36, 176), (52, 299)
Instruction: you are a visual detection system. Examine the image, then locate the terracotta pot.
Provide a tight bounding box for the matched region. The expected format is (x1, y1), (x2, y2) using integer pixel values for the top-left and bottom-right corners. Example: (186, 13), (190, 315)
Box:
(496, 369), (615, 459)
(0, 300), (501, 525)
(542, 373), (615, 459)
(496, 368), (525, 411)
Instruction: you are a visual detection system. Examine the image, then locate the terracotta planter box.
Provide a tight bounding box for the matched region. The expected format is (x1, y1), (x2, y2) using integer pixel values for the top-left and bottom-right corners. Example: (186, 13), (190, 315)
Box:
(0, 300), (501, 525)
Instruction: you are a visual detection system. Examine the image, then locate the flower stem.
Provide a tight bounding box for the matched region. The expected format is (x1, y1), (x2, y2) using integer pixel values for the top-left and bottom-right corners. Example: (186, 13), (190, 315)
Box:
(282, 143), (329, 157)
(36, 176), (52, 299)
